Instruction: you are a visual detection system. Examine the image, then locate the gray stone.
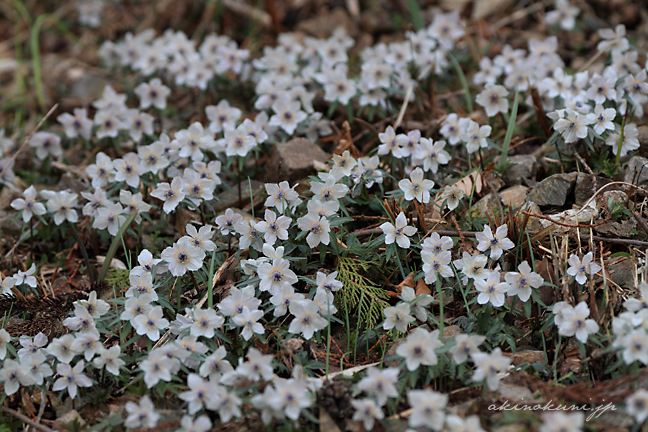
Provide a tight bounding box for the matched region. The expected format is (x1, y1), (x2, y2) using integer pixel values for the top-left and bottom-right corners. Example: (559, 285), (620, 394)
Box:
(575, 173), (615, 206)
(607, 257), (634, 288)
(264, 138), (330, 183)
(638, 125), (648, 151)
(497, 383), (535, 403)
(526, 172), (577, 207)
(56, 410), (85, 428)
(471, 193), (502, 219)
(624, 156), (648, 186)
(0, 210), (23, 236)
(503, 155), (537, 186)
(500, 185), (528, 208)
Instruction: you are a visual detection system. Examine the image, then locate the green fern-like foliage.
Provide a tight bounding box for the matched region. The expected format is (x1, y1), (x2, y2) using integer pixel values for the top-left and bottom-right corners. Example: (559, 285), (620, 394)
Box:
(336, 256), (389, 330)
(105, 268), (130, 291)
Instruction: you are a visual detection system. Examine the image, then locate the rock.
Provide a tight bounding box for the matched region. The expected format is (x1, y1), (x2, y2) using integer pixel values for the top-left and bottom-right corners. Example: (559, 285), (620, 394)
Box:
(575, 174), (616, 206)
(264, 139), (330, 183)
(503, 155), (537, 186)
(526, 172), (577, 207)
(503, 350), (545, 365)
(500, 185), (528, 208)
(515, 202), (543, 231)
(56, 410), (86, 428)
(638, 125), (648, 152)
(496, 383), (535, 403)
(606, 256), (635, 288)
(471, 193), (502, 219)
(212, 180), (264, 212)
(624, 156), (648, 186)
(0, 210), (23, 236)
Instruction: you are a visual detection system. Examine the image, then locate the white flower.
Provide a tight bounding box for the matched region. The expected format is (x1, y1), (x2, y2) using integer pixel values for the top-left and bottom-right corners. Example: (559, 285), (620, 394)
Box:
(46, 191), (78, 225)
(180, 374), (221, 414)
(567, 252), (601, 285)
(474, 271), (507, 307)
(351, 398), (384, 431)
(93, 202), (127, 236)
(554, 108), (592, 143)
(71, 330), (101, 361)
(161, 238), (204, 277)
(412, 138), (450, 173)
(199, 346), (233, 381)
(0, 359), (34, 395)
(587, 104), (616, 135)
(183, 224), (216, 254)
(597, 24), (629, 54)
(93, 345), (125, 375)
(151, 177), (186, 214)
(449, 333), (486, 364)
(29, 132), (63, 160)
(52, 361), (92, 399)
(453, 252), (489, 284)
(134, 77), (171, 109)
(218, 286), (261, 317)
(557, 302), (599, 343)
(400, 286), (433, 321)
(422, 232), (454, 255)
(396, 130), (420, 158)
(125, 395), (159, 429)
(190, 307), (224, 339)
(606, 123), (640, 157)
(396, 327), (442, 371)
(505, 261), (544, 302)
(626, 388), (648, 424)
(462, 121), (492, 154)
(297, 212), (331, 248)
(119, 190), (151, 224)
(316, 271), (343, 294)
(539, 411), (584, 432)
(13, 263), (37, 288)
(357, 367), (399, 406)
(269, 100), (307, 135)
(270, 286), (304, 317)
(545, 0), (580, 30)
(0, 329), (10, 360)
(471, 348), (512, 391)
(206, 99), (241, 133)
(223, 125), (257, 157)
(383, 302), (415, 332)
(57, 108), (93, 140)
(380, 212), (417, 249)
(476, 84), (509, 117)
(267, 379), (312, 421)
(289, 299), (328, 340)
(621, 329), (648, 365)
(257, 257), (297, 295)
(177, 415), (212, 432)
(331, 150), (357, 178)
(133, 306), (170, 341)
(232, 306), (265, 340)
(310, 176), (348, 208)
(264, 181), (299, 212)
(140, 349), (178, 388)
(22, 351), (52, 385)
(46, 334), (78, 364)
(475, 224), (515, 260)
(421, 250), (453, 284)
(113, 152), (142, 188)
(399, 168), (435, 203)
(440, 114), (470, 145)
(17, 332), (47, 358)
(11, 186), (46, 223)
(377, 126), (402, 158)
(255, 209), (291, 245)
(215, 208), (243, 235)
(407, 389), (448, 430)
(625, 282), (648, 312)
(85, 152), (114, 188)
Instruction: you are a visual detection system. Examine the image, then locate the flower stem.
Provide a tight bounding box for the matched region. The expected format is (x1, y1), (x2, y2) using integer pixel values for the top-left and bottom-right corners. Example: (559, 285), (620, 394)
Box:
(436, 278), (444, 343)
(616, 115), (626, 169)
